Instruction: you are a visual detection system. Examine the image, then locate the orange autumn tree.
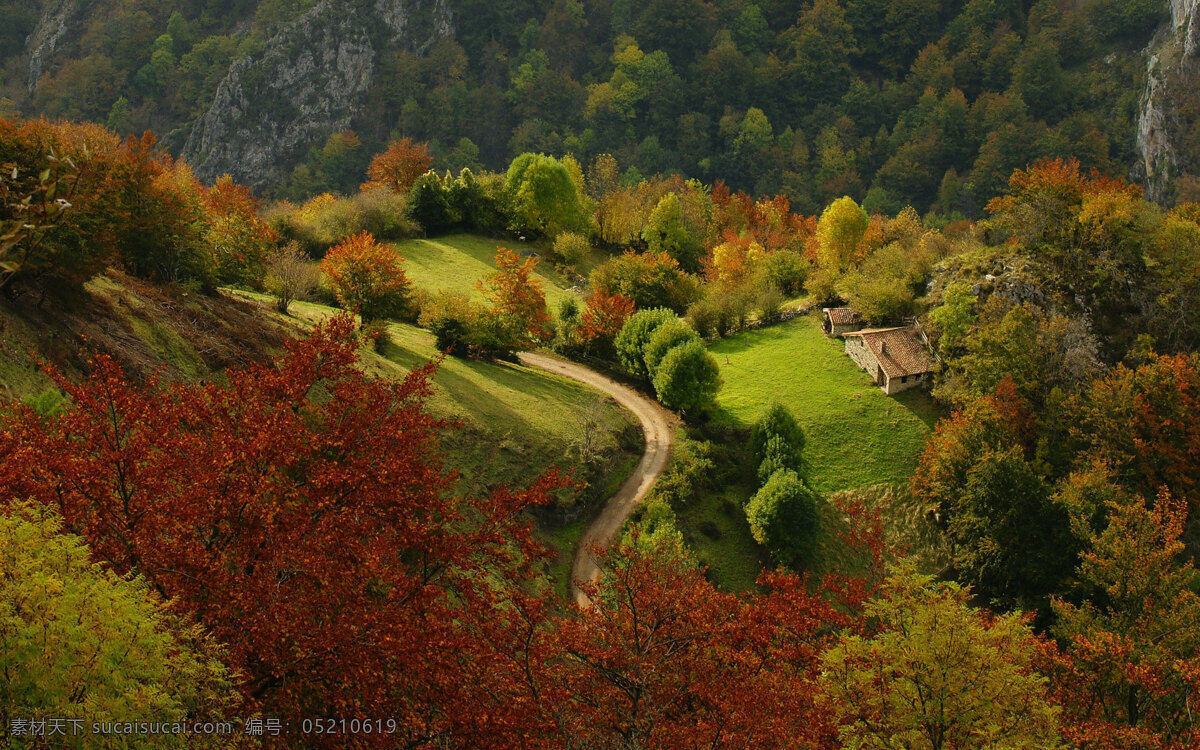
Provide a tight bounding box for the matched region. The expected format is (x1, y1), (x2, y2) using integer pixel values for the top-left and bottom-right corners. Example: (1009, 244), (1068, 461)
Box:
(361, 137), (435, 193)
(320, 230), (412, 324)
(579, 289), (634, 344)
(0, 118), (118, 289)
(479, 247), (552, 349)
(202, 174), (277, 287)
(0, 316), (564, 746)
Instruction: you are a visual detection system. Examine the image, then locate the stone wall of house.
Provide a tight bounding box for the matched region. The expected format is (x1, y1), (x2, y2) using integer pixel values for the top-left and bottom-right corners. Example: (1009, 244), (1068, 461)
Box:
(844, 337), (880, 382)
(883, 371), (926, 396)
(830, 323), (863, 337)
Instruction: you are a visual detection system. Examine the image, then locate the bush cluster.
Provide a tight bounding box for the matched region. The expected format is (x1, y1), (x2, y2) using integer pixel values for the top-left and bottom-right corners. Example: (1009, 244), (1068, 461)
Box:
(745, 403), (820, 569)
(614, 309), (719, 414)
(0, 120), (276, 295)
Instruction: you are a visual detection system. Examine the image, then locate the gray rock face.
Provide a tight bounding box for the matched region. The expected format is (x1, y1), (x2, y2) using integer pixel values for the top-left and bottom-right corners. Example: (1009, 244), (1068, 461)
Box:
(25, 0), (86, 93)
(1170, 0), (1199, 57)
(1135, 0), (1200, 200)
(183, 0), (453, 191)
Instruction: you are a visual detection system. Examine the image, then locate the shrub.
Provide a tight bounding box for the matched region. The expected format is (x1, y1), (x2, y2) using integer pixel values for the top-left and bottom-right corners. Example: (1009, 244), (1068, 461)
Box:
(615, 307), (676, 379)
(745, 469), (821, 569)
(353, 187), (415, 241)
(687, 285), (753, 338)
(554, 296), (585, 355)
(553, 231), (592, 267)
(580, 290), (635, 352)
(265, 241), (320, 314)
(643, 319), (701, 376)
(22, 388), (66, 419)
(648, 437), (718, 509)
(805, 266), (841, 305)
(760, 249), (809, 296)
(642, 192), (703, 272)
(755, 283), (786, 321)
(685, 296), (721, 338)
(622, 499), (687, 557)
(262, 190), (416, 256)
(464, 171), (513, 235)
(406, 172), (456, 235)
(757, 434), (800, 484)
(652, 340), (721, 413)
(419, 291), (483, 356)
(361, 320), (392, 354)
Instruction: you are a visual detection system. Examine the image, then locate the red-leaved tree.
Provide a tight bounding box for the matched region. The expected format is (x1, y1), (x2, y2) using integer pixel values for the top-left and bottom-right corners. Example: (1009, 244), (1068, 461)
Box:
(361, 137), (435, 194)
(0, 316), (562, 745)
(579, 289), (634, 343)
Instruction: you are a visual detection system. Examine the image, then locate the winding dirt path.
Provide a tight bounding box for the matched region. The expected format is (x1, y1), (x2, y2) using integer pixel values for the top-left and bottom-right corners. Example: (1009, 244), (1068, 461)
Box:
(517, 352), (675, 608)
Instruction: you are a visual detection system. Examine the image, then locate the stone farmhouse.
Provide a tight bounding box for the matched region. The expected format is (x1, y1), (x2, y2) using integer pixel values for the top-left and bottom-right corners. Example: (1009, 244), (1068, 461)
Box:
(842, 326), (936, 395)
(822, 307), (863, 337)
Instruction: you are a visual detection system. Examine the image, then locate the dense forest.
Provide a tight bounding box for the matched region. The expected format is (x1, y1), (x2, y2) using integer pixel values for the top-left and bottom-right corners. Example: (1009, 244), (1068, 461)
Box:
(4, 0), (1196, 211)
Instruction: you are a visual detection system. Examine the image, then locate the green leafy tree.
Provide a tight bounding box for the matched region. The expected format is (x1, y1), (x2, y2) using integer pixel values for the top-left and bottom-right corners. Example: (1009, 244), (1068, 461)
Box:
(779, 0), (857, 115)
(821, 564), (1063, 749)
(641, 192), (703, 272)
(750, 403), (806, 477)
(745, 469), (820, 569)
(0, 502), (237, 747)
(406, 171), (456, 234)
(505, 152), (590, 237)
(928, 282), (976, 357)
(946, 446), (1078, 607)
(643, 318), (701, 376)
(651, 339), (720, 413)
(615, 307), (676, 379)
(1009, 33), (1069, 121)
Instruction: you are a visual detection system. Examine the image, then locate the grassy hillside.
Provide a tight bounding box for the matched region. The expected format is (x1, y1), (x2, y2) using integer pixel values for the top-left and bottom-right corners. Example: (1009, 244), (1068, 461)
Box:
(0, 271), (293, 403)
(709, 313), (942, 495)
(395, 234), (576, 309)
(668, 313), (943, 593)
(261, 295), (636, 494)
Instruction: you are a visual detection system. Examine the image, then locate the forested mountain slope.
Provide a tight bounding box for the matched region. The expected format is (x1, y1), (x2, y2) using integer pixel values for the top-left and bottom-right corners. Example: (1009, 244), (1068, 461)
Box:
(4, 0), (1197, 210)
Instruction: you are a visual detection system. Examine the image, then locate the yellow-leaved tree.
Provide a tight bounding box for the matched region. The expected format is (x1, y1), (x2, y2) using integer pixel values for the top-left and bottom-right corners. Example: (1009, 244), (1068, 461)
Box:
(820, 563), (1063, 749)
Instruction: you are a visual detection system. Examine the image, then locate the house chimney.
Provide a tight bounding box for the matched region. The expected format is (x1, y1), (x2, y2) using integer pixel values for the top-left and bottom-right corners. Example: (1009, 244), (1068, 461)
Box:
(880, 341), (887, 354)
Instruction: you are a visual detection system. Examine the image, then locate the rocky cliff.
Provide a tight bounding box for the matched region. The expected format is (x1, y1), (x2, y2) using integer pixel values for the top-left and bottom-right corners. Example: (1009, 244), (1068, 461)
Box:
(182, 0), (453, 192)
(1135, 0), (1200, 201)
(25, 0), (86, 94)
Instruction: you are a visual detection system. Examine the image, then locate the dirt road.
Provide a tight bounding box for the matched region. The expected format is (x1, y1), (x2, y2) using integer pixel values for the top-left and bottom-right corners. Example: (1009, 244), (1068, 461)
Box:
(517, 352), (675, 608)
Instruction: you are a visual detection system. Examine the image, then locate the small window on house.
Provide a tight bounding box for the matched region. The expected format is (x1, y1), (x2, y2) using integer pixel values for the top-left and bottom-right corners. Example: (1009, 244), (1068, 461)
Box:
(901, 375), (908, 383)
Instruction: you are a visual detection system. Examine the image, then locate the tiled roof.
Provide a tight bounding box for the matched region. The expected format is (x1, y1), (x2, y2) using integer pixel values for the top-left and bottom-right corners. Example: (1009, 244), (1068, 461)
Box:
(844, 327), (935, 378)
(824, 307), (860, 326)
